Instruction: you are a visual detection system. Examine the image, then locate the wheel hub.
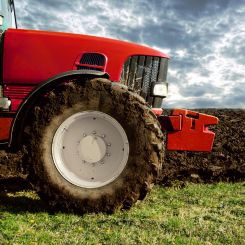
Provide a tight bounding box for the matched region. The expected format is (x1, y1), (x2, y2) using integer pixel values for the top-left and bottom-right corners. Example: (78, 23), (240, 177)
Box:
(78, 134), (107, 164)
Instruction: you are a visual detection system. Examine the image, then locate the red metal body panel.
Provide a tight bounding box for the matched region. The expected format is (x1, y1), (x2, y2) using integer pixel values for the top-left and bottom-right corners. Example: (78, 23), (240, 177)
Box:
(151, 108), (163, 116)
(158, 109), (219, 151)
(160, 115), (182, 131)
(0, 117), (13, 141)
(3, 29), (168, 85)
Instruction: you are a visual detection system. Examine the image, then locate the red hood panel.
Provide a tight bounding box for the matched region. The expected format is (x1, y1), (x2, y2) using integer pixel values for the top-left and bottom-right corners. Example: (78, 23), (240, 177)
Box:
(3, 29), (169, 84)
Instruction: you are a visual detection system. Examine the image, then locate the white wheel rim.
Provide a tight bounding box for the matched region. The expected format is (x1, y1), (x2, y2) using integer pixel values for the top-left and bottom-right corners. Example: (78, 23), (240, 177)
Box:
(52, 111), (129, 188)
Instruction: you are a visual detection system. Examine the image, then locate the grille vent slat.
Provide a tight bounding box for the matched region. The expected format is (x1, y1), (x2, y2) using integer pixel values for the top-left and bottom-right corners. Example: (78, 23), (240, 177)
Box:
(127, 56), (138, 89)
(151, 57), (160, 84)
(135, 56), (145, 92)
(141, 56), (153, 99)
(158, 58), (168, 83)
(121, 57), (131, 84)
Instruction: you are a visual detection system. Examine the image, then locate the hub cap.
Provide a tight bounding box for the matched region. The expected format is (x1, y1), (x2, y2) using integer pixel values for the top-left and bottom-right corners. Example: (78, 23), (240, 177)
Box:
(52, 111), (129, 188)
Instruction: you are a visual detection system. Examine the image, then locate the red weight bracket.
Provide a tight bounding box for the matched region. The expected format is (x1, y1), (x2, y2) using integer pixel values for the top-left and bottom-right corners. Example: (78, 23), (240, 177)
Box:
(158, 109), (219, 152)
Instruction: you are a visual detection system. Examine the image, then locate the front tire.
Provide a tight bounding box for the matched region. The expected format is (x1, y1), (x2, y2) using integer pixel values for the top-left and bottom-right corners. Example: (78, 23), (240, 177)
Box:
(26, 78), (164, 213)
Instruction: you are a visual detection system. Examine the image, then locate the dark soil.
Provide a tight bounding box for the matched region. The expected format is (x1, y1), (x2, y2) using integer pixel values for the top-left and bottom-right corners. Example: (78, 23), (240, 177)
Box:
(0, 109), (244, 186)
(0, 149), (25, 178)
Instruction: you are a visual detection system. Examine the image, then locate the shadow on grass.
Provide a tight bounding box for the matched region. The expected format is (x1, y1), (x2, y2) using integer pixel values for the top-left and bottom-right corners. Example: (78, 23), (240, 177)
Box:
(0, 177), (113, 216)
(0, 177), (51, 214)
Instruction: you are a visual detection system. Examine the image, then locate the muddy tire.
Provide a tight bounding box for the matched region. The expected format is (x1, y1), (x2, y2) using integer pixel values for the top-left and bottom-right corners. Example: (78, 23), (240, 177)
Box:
(25, 78), (164, 213)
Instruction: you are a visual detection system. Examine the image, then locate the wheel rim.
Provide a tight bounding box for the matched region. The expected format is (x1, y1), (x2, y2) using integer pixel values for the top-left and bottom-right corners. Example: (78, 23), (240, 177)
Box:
(52, 111), (129, 188)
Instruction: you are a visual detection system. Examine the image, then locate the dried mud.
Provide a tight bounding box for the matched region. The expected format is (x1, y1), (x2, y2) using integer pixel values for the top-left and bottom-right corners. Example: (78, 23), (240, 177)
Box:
(0, 109), (244, 186)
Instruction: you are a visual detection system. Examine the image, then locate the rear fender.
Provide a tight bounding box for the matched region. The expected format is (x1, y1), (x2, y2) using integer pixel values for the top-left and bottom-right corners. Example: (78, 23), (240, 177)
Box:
(9, 70), (109, 147)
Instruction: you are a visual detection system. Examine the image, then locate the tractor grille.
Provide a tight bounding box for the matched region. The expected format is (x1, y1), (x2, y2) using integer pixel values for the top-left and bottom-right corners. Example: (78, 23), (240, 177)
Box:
(120, 56), (168, 107)
(76, 53), (106, 71)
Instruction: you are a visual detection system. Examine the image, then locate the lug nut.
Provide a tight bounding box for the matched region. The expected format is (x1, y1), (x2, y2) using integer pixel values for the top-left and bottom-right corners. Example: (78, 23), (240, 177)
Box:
(107, 143), (111, 146)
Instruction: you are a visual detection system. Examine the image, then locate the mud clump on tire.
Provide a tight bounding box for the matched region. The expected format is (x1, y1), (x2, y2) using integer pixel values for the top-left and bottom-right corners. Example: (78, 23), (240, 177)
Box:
(158, 109), (245, 186)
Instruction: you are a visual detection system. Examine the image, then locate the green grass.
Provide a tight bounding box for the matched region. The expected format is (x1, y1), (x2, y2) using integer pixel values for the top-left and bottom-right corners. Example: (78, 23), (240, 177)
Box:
(0, 183), (244, 244)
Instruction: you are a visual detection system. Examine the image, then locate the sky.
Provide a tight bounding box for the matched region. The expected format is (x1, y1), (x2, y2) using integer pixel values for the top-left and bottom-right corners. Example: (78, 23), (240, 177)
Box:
(14, 0), (245, 108)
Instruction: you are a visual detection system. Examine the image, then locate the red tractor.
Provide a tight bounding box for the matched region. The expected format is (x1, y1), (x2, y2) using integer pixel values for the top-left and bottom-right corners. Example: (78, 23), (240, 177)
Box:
(0, 0), (218, 213)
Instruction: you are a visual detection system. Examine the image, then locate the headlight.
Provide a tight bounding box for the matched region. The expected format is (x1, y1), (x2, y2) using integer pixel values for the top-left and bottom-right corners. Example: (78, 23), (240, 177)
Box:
(151, 83), (168, 97)
(0, 16), (3, 26)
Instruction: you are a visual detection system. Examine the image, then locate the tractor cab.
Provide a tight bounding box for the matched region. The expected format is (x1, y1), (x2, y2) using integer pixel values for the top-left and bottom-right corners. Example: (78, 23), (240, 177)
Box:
(0, 0), (17, 33)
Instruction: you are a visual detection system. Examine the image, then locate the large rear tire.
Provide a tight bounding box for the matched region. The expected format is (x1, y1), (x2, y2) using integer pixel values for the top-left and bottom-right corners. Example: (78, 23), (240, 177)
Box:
(26, 78), (164, 213)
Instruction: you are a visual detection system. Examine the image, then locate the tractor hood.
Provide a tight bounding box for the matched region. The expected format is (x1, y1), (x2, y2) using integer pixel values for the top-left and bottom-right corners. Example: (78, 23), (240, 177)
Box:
(3, 28), (169, 85)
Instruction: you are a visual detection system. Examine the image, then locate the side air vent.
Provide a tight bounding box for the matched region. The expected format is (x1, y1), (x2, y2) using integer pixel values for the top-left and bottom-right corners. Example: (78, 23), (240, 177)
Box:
(120, 56), (168, 107)
(75, 53), (106, 71)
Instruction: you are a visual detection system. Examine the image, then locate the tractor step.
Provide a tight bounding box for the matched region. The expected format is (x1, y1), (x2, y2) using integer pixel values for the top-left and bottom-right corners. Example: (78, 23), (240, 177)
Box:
(158, 109), (219, 152)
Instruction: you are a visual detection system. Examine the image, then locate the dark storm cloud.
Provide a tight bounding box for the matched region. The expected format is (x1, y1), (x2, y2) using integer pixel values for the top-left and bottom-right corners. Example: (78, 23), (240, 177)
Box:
(222, 38), (245, 65)
(222, 86), (245, 108)
(166, 0), (230, 18)
(178, 83), (222, 98)
(16, 0), (78, 31)
(14, 0), (245, 108)
(29, 0), (76, 12)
